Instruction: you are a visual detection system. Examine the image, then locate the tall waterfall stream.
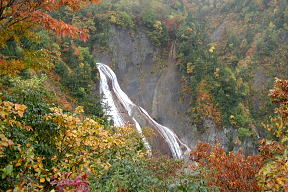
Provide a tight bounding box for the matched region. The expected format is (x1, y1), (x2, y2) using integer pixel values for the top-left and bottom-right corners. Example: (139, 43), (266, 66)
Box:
(97, 63), (190, 159)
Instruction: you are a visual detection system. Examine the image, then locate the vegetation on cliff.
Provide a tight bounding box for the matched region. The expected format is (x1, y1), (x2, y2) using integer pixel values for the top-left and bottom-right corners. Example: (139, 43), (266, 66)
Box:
(70, 0), (287, 144)
(0, 0), (287, 191)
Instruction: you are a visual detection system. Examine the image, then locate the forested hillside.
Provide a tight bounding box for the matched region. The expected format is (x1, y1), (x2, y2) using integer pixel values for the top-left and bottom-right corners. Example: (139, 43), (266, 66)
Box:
(0, 0), (287, 191)
(67, 0), (287, 151)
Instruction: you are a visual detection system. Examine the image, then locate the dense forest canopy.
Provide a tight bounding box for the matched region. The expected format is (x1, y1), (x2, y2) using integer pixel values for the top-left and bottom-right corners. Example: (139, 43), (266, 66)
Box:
(0, 0), (287, 191)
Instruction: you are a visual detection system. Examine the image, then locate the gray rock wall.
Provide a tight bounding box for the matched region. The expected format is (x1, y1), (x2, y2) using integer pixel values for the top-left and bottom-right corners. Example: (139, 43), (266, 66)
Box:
(93, 25), (256, 153)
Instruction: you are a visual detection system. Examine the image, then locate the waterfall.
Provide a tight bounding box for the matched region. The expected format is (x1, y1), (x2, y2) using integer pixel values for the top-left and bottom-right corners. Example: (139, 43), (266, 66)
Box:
(97, 63), (190, 159)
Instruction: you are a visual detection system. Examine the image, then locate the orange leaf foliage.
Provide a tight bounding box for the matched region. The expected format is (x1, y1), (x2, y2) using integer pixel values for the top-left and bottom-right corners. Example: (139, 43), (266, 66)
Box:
(14, 104), (27, 117)
(31, 12), (90, 41)
(0, 0), (101, 42)
(0, 59), (26, 76)
(257, 78), (288, 191)
(0, 0), (101, 75)
(194, 80), (222, 124)
(269, 78), (288, 105)
(190, 143), (263, 192)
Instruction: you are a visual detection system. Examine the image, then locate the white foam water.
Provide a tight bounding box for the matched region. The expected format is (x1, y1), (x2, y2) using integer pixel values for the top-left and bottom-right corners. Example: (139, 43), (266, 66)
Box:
(97, 63), (190, 158)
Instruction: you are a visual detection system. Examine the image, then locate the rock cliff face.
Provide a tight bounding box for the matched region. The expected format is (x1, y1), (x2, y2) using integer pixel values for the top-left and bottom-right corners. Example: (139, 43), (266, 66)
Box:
(94, 25), (256, 154)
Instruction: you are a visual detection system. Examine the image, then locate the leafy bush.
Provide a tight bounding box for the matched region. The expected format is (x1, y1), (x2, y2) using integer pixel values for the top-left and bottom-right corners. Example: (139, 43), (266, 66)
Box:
(257, 78), (288, 191)
(3, 75), (58, 153)
(91, 159), (159, 192)
(142, 9), (157, 29)
(58, 45), (104, 117)
(166, 167), (218, 192)
(9, 75), (51, 104)
(238, 127), (254, 141)
(96, 11), (135, 28)
(190, 143), (263, 192)
(0, 100), (54, 190)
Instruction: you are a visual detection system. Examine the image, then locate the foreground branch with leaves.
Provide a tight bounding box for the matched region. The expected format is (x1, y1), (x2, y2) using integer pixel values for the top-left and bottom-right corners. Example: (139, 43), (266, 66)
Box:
(0, 0), (102, 76)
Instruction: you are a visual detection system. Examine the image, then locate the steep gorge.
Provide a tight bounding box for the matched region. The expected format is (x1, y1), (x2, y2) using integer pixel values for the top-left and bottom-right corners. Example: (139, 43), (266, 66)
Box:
(94, 25), (254, 153)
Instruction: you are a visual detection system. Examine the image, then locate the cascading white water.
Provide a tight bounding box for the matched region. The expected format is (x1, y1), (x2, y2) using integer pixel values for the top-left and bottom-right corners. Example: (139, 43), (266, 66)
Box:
(97, 63), (190, 159)
(98, 63), (151, 153)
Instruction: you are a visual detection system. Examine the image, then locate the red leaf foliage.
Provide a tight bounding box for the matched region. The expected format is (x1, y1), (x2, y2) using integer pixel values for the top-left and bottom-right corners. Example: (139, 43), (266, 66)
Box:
(163, 17), (181, 34)
(31, 12), (90, 41)
(190, 143), (263, 192)
(0, 0), (102, 41)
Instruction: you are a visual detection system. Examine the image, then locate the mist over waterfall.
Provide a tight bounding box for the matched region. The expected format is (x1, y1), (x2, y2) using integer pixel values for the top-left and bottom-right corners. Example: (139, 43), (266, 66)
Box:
(97, 63), (190, 159)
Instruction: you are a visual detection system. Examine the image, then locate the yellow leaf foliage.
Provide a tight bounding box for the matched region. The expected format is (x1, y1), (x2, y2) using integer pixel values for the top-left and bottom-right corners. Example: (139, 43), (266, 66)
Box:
(45, 107), (147, 175)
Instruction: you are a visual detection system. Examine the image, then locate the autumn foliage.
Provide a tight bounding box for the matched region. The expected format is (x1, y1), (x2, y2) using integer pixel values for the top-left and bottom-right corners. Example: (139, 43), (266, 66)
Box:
(0, 100), (148, 191)
(189, 78), (288, 192)
(193, 80), (222, 125)
(190, 143), (263, 192)
(267, 78), (288, 143)
(0, 0), (101, 76)
(0, 0), (101, 42)
(0, 101), (27, 156)
(1, 0), (288, 191)
(257, 78), (288, 191)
